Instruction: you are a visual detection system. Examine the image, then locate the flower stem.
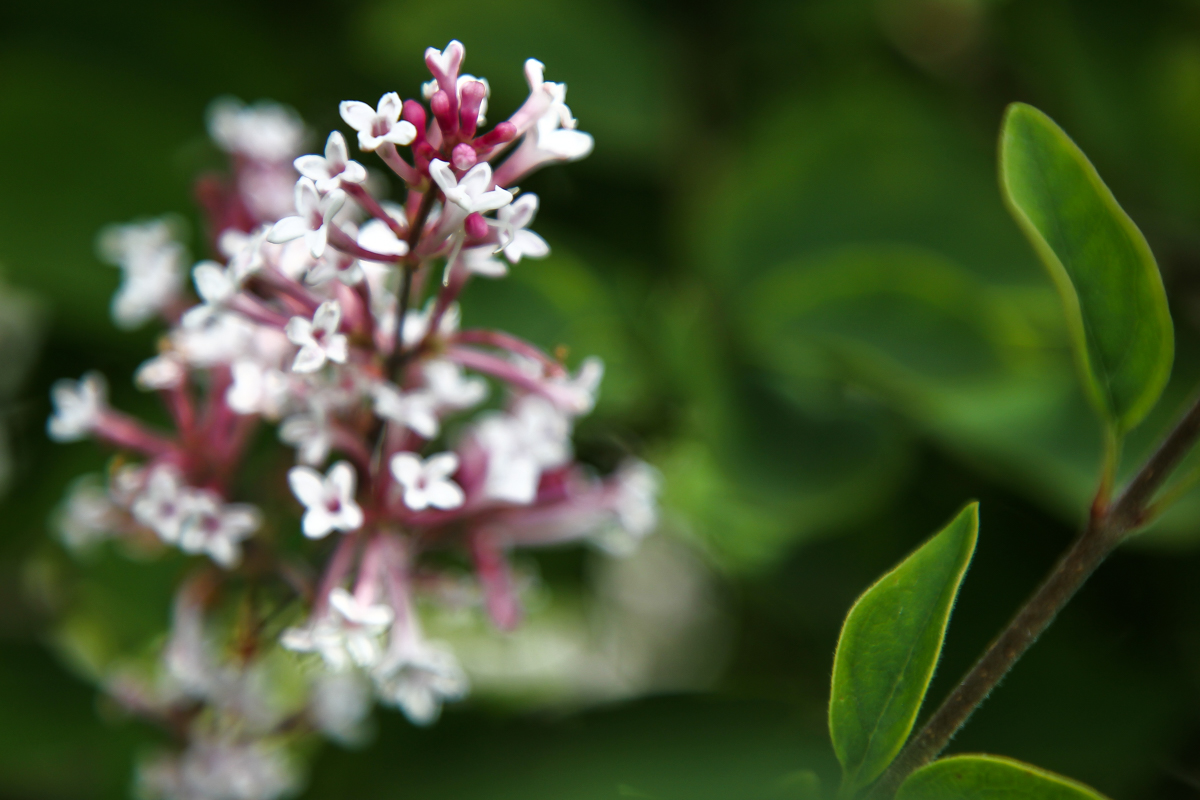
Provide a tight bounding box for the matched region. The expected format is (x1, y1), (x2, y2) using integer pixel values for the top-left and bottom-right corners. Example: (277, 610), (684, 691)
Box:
(868, 392), (1200, 798)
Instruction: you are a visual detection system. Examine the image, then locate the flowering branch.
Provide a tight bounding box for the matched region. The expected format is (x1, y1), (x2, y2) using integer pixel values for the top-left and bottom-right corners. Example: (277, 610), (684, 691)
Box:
(49, 41), (658, 800)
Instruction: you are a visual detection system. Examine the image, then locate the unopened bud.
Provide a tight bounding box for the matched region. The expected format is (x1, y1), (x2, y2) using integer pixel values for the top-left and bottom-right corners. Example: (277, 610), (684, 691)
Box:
(430, 90), (456, 137)
(451, 143), (477, 171)
(402, 100), (427, 140)
(474, 121), (517, 150)
(458, 81), (487, 139)
(463, 212), (489, 240)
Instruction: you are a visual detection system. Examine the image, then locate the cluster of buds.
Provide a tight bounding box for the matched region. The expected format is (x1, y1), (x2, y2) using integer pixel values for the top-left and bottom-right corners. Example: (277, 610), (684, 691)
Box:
(50, 40), (658, 800)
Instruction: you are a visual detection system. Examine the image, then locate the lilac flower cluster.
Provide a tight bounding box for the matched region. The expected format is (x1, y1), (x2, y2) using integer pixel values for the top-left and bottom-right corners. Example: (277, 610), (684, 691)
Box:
(50, 40), (658, 800)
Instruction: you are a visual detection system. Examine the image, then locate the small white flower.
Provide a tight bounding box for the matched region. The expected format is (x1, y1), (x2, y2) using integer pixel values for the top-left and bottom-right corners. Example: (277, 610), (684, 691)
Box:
(494, 193), (550, 264)
(423, 359), (487, 410)
(281, 588), (393, 671)
(172, 311), (256, 368)
(306, 248), (364, 287)
(194, 260), (238, 306)
(139, 735), (298, 800)
(267, 178), (346, 258)
(226, 361), (290, 418)
(131, 466), (189, 544)
(285, 300), (348, 373)
(135, 353), (186, 390)
(287, 461), (363, 539)
(594, 460), (662, 555)
(461, 245), (509, 278)
(390, 452), (464, 511)
(372, 637), (468, 726)
(280, 406), (333, 466)
(477, 396), (572, 504)
(357, 218), (409, 265)
(294, 131), (367, 194)
(545, 356), (604, 415)
(177, 492), (262, 568)
(339, 93), (416, 152)
(97, 219), (186, 330)
(372, 383), (439, 438)
(218, 226), (269, 282)
(310, 671), (372, 745)
(55, 476), (119, 551)
(401, 300), (460, 348)
(181, 260), (242, 327)
(429, 160), (512, 215)
(47, 372), (107, 442)
(528, 90), (592, 160)
(207, 96), (306, 162)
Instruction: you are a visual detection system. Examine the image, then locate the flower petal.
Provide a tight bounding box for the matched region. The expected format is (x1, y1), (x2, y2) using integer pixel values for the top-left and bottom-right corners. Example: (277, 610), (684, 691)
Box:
(339, 100), (376, 132)
(288, 466), (326, 507)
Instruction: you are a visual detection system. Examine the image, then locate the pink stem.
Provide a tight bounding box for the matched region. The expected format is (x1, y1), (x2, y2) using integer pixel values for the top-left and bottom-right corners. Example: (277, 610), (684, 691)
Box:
(377, 142), (422, 186)
(343, 183), (406, 237)
(471, 531), (521, 630)
(314, 531), (362, 617)
(93, 411), (177, 458)
(444, 346), (567, 405)
(452, 330), (565, 375)
(328, 225), (405, 263)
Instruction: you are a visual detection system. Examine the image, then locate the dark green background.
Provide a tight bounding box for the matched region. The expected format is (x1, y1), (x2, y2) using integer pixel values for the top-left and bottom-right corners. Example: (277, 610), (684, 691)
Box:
(5, 0), (1200, 798)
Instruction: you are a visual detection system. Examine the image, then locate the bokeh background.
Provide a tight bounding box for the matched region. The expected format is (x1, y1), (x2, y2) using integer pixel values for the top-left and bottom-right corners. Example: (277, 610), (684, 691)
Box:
(5, 0), (1200, 798)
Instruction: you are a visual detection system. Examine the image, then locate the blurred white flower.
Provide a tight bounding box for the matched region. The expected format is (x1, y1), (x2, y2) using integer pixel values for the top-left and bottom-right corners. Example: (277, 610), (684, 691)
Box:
(47, 371), (106, 442)
(390, 452), (464, 511)
(288, 461), (363, 538)
(285, 301), (348, 373)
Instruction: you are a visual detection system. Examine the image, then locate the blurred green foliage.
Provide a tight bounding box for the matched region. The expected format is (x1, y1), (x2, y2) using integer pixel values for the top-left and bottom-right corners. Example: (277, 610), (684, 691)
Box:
(7, 0), (1200, 798)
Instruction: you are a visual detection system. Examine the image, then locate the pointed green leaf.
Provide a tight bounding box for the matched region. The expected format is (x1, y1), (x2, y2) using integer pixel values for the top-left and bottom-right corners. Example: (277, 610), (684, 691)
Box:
(896, 754), (1111, 800)
(1000, 102), (1173, 435)
(829, 504), (979, 793)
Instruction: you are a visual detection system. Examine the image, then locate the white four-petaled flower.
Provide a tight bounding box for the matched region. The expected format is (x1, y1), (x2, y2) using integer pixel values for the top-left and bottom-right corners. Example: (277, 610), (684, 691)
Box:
(429, 160), (513, 215)
(372, 636), (468, 726)
(390, 452), (464, 511)
(281, 587), (394, 671)
(339, 93), (416, 152)
(495, 194), (550, 263)
(288, 461), (364, 538)
(286, 300), (348, 373)
(268, 178), (346, 258)
(295, 131), (368, 194)
(372, 383), (439, 438)
(47, 372), (107, 442)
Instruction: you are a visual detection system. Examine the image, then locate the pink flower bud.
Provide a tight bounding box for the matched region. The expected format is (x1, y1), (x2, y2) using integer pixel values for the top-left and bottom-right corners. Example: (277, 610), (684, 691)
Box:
(429, 90), (456, 138)
(458, 80), (488, 139)
(402, 100), (427, 141)
(451, 143), (478, 171)
(463, 212), (488, 240)
(474, 121), (517, 150)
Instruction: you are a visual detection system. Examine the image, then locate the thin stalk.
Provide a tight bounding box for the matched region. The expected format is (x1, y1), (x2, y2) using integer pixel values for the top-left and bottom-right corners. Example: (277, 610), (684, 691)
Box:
(389, 191), (438, 375)
(869, 393), (1200, 798)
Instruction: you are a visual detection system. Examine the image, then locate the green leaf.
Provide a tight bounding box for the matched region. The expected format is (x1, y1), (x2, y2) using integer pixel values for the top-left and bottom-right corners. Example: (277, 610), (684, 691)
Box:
(829, 504), (979, 794)
(895, 754), (1111, 799)
(999, 102), (1173, 435)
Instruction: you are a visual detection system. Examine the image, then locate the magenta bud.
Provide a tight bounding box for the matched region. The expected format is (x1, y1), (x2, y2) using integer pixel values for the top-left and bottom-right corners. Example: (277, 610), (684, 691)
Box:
(474, 121), (518, 150)
(458, 80), (487, 139)
(429, 90), (456, 136)
(463, 212), (489, 240)
(451, 142), (478, 171)
(402, 99), (427, 134)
